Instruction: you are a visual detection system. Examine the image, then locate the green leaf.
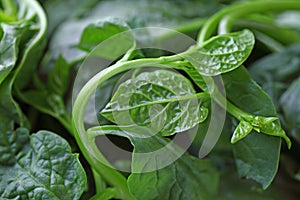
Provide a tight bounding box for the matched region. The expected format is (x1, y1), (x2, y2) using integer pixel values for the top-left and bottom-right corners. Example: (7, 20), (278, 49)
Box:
(19, 91), (66, 118)
(249, 44), (300, 108)
(280, 77), (300, 143)
(47, 55), (72, 96)
(88, 126), (219, 200)
(16, 55), (72, 132)
(128, 157), (217, 200)
(185, 29), (255, 76)
(13, 0), (47, 90)
(0, 75), (27, 127)
(0, 126), (87, 199)
(0, 119), (28, 166)
(231, 121), (253, 144)
(222, 66), (281, 189)
(17, 89), (72, 132)
(0, 0), (47, 128)
(216, 167), (291, 200)
(101, 70), (209, 136)
(250, 44), (300, 83)
(42, 0), (99, 34)
(78, 18), (135, 60)
(0, 23), (29, 85)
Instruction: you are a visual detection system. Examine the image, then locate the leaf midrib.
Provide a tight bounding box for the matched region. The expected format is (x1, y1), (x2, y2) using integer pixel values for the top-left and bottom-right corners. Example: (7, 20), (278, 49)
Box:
(102, 93), (208, 113)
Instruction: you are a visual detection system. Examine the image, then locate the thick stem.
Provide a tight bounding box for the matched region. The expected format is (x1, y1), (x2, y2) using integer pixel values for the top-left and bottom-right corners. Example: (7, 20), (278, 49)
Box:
(218, 1), (300, 35)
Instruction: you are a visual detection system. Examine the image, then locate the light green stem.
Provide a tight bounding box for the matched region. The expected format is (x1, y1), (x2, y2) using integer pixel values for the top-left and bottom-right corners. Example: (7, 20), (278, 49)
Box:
(198, 0), (300, 42)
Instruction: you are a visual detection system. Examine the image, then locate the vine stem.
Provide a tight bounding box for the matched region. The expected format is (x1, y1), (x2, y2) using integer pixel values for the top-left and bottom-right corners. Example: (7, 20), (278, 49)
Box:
(72, 57), (180, 199)
(198, 0), (300, 42)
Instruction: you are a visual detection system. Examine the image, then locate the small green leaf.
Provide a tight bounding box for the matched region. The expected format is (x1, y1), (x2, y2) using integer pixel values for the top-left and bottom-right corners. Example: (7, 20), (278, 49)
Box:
(185, 29), (255, 76)
(0, 126), (87, 199)
(101, 70), (209, 136)
(47, 55), (72, 96)
(231, 121), (253, 144)
(78, 18), (135, 60)
(250, 116), (291, 149)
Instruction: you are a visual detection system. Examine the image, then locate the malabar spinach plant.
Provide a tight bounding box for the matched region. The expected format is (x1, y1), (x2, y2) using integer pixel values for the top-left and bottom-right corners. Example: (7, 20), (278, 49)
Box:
(1, 0), (300, 199)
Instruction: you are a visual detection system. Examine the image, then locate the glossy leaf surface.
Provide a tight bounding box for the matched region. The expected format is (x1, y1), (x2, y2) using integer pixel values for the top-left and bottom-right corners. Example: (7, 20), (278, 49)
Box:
(185, 29), (255, 76)
(101, 70), (209, 136)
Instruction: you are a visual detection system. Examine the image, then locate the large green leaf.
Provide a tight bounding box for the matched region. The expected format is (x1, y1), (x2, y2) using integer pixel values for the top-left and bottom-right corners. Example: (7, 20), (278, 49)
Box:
(0, 75), (28, 127)
(0, 0), (44, 88)
(185, 29), (255, 76)
(222, 66), (281, 189)
(128, 139), (218, 200)
(216, 167), (294, 200)
(0, 23), (30, 85)
(0, 0), (47, 127)
(0, 119), (28, 166)
(0, 123), (87, 199)
(13, 0), (47, 90)
(88, 126), (219, 200)
(101, 70), (209, 136)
